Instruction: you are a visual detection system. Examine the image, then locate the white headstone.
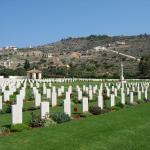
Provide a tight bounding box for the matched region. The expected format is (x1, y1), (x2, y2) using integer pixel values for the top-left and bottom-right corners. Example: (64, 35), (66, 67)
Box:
(89, 89), (93, 100)
(35, 94), (41, 107)
(138, 91), (141, 100)
(16, 95), (23, 108)
(110, 94), (115, 107)
(78, 91), (82, 101)
(46, 89), (51, 99)
(41, 102), (49, 119)
(130, 92), (133, 104)
(121, 92), (125, 105)
(64, 99), (71, 116)
(0, 96), (2, 110)
(144, 90), (148, 99)
(12, 105), (22, 124)
(82, 97), (88, 112)
(51, 91), (57, 107)
(98, 95), (103, 109)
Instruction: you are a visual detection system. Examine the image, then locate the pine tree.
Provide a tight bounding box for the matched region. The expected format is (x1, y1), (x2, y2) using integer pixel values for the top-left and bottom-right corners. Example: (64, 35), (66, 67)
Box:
(24, 59), (30, 71)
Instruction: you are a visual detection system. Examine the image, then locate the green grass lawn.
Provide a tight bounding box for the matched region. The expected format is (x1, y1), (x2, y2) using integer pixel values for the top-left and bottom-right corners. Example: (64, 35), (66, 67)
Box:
(0, 80), (149, 150)
(0, 103), (150, 150)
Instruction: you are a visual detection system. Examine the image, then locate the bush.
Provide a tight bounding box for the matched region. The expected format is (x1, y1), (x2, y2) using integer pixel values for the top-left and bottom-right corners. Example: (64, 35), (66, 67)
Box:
(101, 109), (109, 114)
(89, 106), (101, 115)
(58, 101), (63, 107)
(116, 102), (125, 108)
(108, 106), (121, 111)
(102, 92), (109, 101)
(79, 112), (92, 118)
(51, 112), (70, 123)
(44, 118), (56, 127)
(5, 105), (11, 113)
(5, 101), (14, 113)
(134, 92), (138, 96)
(82, 92), (88, 97)
(0, 127), (10, 135)
(0, 110), (5, 114)
(10, 124), (30, 132)
(29, 112), (45, 128)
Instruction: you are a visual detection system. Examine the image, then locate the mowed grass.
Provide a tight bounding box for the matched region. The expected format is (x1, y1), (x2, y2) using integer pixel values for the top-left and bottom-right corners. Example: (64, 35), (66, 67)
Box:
(0, 103), (150, 150)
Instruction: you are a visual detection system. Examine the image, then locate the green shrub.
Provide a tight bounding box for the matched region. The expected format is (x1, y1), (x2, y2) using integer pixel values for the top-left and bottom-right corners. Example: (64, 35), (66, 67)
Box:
(29, 112), (45, 128)
(0, 110), (5, 114)
(101, 109), (109, 114)
(109, 106), (121, 111)
(51, 112), (70, 123)
(5, 105), (11, 113)
(79, 112), (92, 118)
(10, 124), (30, 132)
(58, 101), (64, 106)
(134, 92), (138, 96)
(44, 118), (56, 127)
(116, 102), (125, 108)
(102, 92), (109, 101)
(0, 127), (10, 135)
(82, 92), (88, 97)
(5, 101), (14, 113)
(137, 100), (145, 104)
(89, 106), (101, 115)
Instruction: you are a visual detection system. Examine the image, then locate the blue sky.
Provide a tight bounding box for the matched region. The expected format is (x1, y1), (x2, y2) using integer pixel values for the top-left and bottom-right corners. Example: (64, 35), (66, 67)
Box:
(0, 0), (150, 47)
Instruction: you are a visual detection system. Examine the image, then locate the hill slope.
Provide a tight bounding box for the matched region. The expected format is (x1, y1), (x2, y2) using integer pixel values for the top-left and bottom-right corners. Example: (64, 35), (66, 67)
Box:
(2, 34), (150, 78)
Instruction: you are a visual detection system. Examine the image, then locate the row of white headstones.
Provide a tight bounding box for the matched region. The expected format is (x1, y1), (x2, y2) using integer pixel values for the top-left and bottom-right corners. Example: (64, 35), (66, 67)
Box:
(0, 79), (149, 125)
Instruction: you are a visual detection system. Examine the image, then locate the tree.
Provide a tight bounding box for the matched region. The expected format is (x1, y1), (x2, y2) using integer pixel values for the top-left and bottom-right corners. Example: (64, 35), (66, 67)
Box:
(139, 55), (150, 77)
(24, 59), (30, 71)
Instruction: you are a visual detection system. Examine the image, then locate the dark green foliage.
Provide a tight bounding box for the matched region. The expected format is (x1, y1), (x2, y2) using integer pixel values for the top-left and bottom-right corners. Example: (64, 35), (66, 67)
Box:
(137, 100), (145, 104)
(102, 92), (109, 101)
(24, 59), (30, 71)
(138, 54), (150, 78)
(89, 106), (101, 115)
(14, 68), (26, 76)
(82, 92), (88, 97)
(26, 88), (34, 101)
(51, 112), (70, 123)
(101, 109), (109, 114)
(0, 68), (26, 77)
(29, 112), (45, 128)
(5, 101), (14, 113)
(57, 101), (64, 106)
(0, 110), (5, 114)
(116, 102), (125, 108)
(134, 92), (138, 95)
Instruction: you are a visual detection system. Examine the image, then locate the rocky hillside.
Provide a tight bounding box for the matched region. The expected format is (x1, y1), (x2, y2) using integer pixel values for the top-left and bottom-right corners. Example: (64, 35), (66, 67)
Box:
(33, 34), (150, 56)
(2, 34), (150, 78)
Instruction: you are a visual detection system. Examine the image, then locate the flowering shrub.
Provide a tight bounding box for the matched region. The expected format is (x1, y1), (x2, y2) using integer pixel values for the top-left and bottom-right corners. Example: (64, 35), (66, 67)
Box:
(51, 112), (70, 123)
(29, 112), (45, 128)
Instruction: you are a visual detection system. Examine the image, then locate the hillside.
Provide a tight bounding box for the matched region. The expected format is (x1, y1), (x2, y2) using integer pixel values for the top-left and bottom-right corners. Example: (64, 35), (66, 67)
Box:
(35, 34), (150, 56)
(1, 34), (150, 78)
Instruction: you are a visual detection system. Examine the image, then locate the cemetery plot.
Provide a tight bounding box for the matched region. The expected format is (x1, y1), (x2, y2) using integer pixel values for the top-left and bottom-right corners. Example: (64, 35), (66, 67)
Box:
(0, 78), (150, 135)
